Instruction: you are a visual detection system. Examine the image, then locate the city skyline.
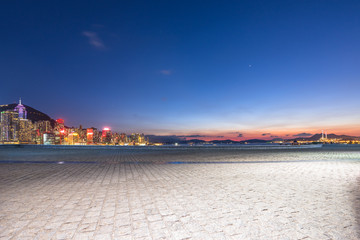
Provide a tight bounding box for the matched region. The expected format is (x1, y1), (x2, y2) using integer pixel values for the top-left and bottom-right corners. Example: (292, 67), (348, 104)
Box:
(1, 1), (360, 140)
(1, 98), (359, 142)
(0, 99), (149, 145)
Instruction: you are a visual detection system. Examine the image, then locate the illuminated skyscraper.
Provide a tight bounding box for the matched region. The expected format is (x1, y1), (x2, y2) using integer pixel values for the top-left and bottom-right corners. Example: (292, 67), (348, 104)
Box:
(102, 127), (112, 144)
(34, 120), (52, 133)
(76, 126), (87, 144)
(14, 98), (27, 119)
(0, 110), (19, 142)
(33, 120), (52, 144)
(89, 128), (100, 144)
(0, 99), (34, 143)
(54, 119), (66, 144)
(56, 119), (65, 129)
(87, 128), (94, 144)
(129, 133), (146, 145)
(18, 118), (33, 143)
(119, 133), (128, 144)
(43, 133), (55, 145)
(139, 133), (145, 144)
(112, 132), (121, 145)
(68, 132), (79, 145)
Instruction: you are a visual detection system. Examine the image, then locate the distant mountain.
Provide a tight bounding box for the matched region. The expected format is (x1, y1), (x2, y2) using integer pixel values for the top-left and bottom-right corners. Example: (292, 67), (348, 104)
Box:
(184, 139), (206, 144)
(292, 133), (360, 141)
(211, 139), (240, 144)
(146, 136), (272, 145)
(212, 139), (269, 144)
(240, 139), (269, 144)
(0, 103), (55, 125)
(146, 133), (360, 145)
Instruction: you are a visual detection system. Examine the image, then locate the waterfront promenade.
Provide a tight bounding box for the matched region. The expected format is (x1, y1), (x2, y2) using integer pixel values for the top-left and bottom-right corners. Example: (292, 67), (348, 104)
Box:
(0, 145), (360, 239)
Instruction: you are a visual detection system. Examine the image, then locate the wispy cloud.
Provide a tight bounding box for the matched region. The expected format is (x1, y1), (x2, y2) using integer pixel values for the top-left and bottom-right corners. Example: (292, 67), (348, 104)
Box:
(293, 133), (312, 137)
(178, 134), (207, 138)
(82, 31), (105, 49)
(262, 133), (271, 136)
(237, 133), (243, 138)
(160, 70), (172, 75)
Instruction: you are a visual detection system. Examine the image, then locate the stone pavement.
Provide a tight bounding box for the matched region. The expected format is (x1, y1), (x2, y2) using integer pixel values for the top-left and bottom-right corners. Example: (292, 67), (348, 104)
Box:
(0, 146), (360, 239)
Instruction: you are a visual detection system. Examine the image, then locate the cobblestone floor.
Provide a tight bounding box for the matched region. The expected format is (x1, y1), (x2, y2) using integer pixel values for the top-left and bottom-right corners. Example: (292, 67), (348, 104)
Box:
(1, 146), (360, 239)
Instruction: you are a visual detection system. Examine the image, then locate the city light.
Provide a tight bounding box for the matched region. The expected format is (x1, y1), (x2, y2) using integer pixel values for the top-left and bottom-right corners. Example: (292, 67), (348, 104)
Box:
(56, 119), (64, 124)
(0, 100), (149, 146)
(1, 99), (358, 146)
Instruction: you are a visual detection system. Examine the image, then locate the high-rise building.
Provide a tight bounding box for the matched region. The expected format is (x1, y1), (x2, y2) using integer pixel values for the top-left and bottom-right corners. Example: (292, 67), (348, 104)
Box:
(34, 120), (52, 133)
(18, 118), (33, 143)
(43, 133), (55, 145)
(101, 127), (112, 144)
(33, 120), (52, 144)
(129, 133), (146, 145)
(56, 119), (64, 128)
(76, 126), (87, 144)
(89, 128), (100, 144)
(0, 110), (19, 142)
(112, 132), (120, 145)
(54, 119), (66, 144)
(0, 99), (35, 144)
(14, 98), (27, 119)
(139, 133), (145, 144)
(68, 132), (79, 145)
(1, 100), (151, 145)
(119, 133), (128, 144)
(87, 128), (94, 144)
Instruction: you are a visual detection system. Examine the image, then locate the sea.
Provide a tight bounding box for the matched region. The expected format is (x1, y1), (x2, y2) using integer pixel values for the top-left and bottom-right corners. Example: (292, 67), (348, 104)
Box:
(1, 144), (360, 164)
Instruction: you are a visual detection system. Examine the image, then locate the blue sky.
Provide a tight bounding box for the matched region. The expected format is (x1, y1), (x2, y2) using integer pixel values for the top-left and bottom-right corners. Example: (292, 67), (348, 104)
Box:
(1, 0), (360, 139)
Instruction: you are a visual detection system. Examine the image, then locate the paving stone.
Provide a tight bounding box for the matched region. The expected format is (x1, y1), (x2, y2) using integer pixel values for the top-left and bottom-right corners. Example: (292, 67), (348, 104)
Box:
(1, 146), (360, 239)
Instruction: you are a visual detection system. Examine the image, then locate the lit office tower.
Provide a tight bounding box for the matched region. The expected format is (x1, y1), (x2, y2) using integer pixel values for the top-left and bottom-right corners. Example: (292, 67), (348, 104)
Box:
(43, 133), (55, 145)
(87, 128), (99, 144)
(12, 99), (33, 143)
(14, 98), (27, 119)
(93, 128), (100, 144)
(112, 132), (120, 144)
(102, 127), (112, 144)
(55, 119), (65, 144)
(87, 128), (94, 144)
(56, 119), (65, 129)
(139, 133), (145, 144)
(0, 110), (19, 142)
(35, 120), (52, 133)
(130, 133), (136, 143)
(33, 120), (52, 144)
(130, 133), (146, 144)
(79, 127), (87, 143)
(119, 133), (128, 144)
(68, 132), (79, 145)
(18, 118), (33, 143)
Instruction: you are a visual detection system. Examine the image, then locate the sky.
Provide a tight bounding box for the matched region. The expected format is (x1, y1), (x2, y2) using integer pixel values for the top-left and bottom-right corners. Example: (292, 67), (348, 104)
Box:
(1, 0), (360, 140)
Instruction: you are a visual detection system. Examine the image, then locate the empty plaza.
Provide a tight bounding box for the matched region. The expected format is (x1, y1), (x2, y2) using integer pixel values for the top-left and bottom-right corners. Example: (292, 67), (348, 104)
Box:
(1, 145), (360, 239)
